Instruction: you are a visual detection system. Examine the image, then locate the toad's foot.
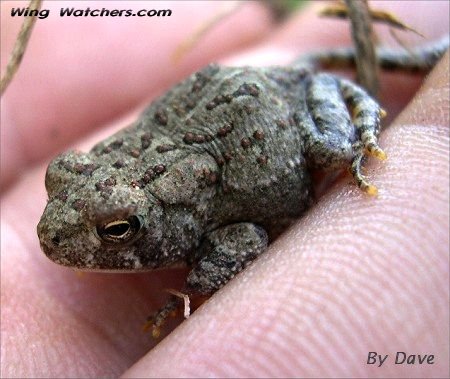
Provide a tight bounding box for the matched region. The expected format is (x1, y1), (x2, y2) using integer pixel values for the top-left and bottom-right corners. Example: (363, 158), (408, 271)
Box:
(298, 73), (387, 194)
(143, 296), (180, 339)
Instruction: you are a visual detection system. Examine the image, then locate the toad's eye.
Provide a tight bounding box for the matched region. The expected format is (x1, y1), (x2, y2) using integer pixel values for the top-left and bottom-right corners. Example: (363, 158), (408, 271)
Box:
(96, 215), (142, 244)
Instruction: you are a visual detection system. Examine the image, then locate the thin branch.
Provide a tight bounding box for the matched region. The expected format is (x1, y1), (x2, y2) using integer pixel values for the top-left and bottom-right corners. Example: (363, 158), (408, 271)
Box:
(1, 0), (42, 96)
(172, 2), (243, 63)
(166, 288), (190, 319)
(172, 0), (304, 62)
(344, 0), (379, 97)
(319, 2), (425, 37)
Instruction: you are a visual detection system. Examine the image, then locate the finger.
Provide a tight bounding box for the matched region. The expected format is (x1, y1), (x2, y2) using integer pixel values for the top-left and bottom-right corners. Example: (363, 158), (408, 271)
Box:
(3, 1), (447, 377)
(123, 50), (449, 379)
(0, 1), (274, 189)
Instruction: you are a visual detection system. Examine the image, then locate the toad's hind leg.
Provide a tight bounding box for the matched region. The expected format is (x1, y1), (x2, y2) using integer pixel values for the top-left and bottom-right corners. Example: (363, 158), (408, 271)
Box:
(339, 77), (387, 194)
(300, 73), (385, 194)
(295, 36), (449, 73)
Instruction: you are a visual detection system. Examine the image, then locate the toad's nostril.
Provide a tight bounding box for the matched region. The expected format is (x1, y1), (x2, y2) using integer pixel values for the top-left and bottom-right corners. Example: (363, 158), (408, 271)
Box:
(51, 233), (62, 246)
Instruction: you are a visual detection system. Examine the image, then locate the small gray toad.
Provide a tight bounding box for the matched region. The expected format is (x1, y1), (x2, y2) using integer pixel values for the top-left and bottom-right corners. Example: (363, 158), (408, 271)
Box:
(37, 38), (448, 334)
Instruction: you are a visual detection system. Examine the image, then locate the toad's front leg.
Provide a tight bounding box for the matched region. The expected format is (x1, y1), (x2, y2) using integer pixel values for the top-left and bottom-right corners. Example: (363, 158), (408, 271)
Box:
(147, 223), (268, 337)
(186, 223), (268, 295)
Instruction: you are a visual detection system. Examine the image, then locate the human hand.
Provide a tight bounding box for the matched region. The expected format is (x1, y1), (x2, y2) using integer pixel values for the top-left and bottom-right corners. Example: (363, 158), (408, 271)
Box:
(1, 1), (448, 377)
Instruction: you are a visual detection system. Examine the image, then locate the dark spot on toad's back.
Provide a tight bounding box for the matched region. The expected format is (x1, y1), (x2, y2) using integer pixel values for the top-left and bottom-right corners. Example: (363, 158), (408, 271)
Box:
(234, 83), (260, 98)
(141, 168), (156, 185)
(194, 135), (206, 144)
(183, 133), (207, 144)
(129, 149), (141, 158)
(195, 134), (206, 143)
(156, 144), (177, 153)
(95, 177), (116, 192)
(141, 133), (153, 149)
(72, 199), (86, 211)
(73, 163), (98, 176)
(183, 132), (195, 144)
(110, 139), (124, 149)
(205, 101), (216, 111)
(183, 96), (196, 111)
(217, 123), (233, 138)
(253, 130), (265, 140)
(55, 190), (68, 202)
(172, 103), (185, 118)
(154, 108), (168, 126)
(192, 74), (208, 92)
(153, 164), (166, 174)
(257, 155), (268, 165)
(104, 177), (116, 187)
(101, 140), (123, 155)
(241, 138), (252, 149)
(102, 146), (112, 154)
(223, 152), (233, 162)
(191, 64), (220, 93)
(112, 160), (125, 169)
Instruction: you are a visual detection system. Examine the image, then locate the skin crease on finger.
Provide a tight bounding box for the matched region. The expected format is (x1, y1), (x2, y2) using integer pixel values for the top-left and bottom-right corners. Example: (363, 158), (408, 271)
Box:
(122, 53), (450, 379)
(0, 1), (448, 378)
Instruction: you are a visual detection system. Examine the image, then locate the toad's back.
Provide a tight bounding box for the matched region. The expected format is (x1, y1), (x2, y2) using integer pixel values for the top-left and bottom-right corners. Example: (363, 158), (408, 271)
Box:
(137, 64), (315, 235)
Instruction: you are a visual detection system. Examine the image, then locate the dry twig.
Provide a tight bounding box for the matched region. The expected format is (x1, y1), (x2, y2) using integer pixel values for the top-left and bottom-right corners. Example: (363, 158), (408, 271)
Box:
(172, 2), (243, 63)
(1, 0), (42, 96)
(166, 288), (191, 319)
(344, 0), (379, 97)
(320, 2), (424, 37)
